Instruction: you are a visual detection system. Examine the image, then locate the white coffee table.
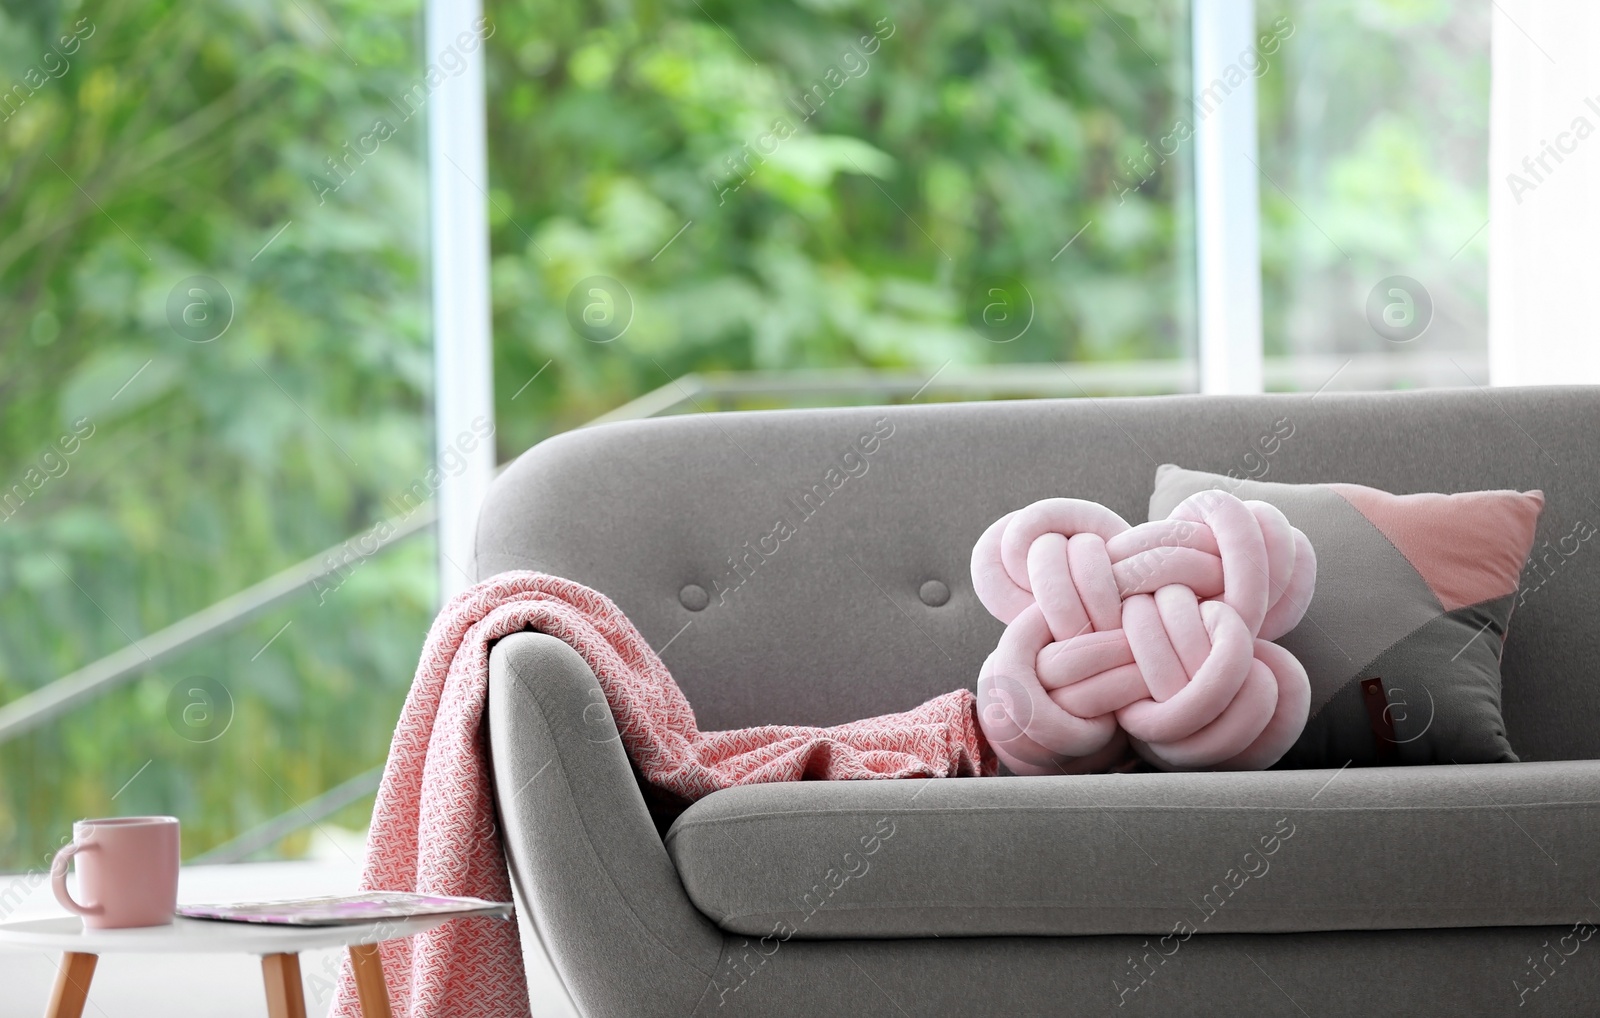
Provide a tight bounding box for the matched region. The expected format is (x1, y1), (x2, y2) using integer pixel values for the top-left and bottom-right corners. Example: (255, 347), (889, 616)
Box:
(0, 913), (458, 1018)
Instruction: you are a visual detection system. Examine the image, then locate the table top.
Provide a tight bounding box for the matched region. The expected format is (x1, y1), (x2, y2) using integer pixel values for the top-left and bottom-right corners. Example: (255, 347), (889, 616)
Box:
(0, 913), (462, 955)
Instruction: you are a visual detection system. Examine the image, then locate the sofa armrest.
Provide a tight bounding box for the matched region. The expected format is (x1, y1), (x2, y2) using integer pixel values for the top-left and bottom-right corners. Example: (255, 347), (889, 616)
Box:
(489, 631), (723, 1017)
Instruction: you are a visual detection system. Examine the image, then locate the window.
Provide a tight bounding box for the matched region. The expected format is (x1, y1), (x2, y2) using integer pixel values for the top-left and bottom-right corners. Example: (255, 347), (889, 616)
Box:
(0, 0), (435, 867)
(1256, 0), (1489, 390)
(0, 0), (1498, 874)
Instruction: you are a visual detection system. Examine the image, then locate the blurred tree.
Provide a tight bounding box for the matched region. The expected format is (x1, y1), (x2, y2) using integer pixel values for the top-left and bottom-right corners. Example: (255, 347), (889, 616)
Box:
(484, 0), (1197, 454)
(0, 0), (437, 867)
(1256, 0), (1488, 370)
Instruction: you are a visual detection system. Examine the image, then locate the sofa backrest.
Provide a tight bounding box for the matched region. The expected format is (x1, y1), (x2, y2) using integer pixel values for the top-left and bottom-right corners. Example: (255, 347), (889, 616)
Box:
(475, 386), (1600, 763)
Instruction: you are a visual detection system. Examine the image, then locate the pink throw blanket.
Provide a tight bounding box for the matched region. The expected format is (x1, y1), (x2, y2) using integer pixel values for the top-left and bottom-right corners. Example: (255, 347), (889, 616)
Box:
(970, 490), (1316, 774)
(335, 571), (993, 1017)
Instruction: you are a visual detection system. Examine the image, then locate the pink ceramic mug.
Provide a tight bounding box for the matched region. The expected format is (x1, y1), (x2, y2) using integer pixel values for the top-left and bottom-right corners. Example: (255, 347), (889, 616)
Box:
(50, 816), (180, 929)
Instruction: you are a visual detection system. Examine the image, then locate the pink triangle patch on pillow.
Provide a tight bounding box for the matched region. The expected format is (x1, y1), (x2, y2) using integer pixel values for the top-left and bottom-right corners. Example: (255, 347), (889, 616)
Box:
(1327, 484), (1543, 613)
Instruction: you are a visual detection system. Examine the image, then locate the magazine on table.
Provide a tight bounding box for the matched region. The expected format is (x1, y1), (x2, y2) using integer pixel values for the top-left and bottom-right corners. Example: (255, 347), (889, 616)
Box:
(178, 891), (513, 926)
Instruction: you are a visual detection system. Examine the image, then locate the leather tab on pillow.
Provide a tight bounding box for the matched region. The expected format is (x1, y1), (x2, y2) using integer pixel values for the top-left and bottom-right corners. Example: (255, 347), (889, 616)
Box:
(1360, 677), (1399, 765)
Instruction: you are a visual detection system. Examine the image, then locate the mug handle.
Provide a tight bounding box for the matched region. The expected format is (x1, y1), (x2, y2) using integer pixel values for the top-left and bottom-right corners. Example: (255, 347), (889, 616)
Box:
(50, 841), (103, 918)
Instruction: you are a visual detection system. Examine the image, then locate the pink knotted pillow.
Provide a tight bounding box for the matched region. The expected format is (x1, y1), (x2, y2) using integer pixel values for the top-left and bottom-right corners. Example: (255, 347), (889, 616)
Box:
(970, 490), (1317, 774)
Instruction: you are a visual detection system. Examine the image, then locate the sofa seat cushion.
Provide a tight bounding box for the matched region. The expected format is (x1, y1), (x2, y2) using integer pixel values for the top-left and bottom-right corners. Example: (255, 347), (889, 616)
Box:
(664, 761), (1600, 939)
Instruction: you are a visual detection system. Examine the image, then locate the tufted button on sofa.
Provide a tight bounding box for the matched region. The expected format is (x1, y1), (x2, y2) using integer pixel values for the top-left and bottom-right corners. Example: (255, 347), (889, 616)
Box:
(918, 579), (950, 607)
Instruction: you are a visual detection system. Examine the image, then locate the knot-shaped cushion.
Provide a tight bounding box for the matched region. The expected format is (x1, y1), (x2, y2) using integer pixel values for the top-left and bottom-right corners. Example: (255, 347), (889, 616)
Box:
(970, 490), (1317, 774)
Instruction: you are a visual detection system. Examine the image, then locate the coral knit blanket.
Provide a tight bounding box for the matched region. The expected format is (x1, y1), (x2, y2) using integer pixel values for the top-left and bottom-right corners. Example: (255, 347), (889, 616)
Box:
(335, 571), (993, 1017)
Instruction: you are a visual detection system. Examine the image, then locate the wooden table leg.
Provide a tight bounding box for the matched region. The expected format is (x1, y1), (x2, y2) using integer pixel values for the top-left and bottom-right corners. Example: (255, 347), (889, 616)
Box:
(261, 952), (307, 1018)
(349, 943), (393, 1018)
(45, 952), (97, 1018)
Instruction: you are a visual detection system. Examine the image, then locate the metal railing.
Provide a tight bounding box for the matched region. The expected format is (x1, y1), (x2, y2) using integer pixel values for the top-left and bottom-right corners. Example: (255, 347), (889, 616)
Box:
(590, 351), (1485, 423)
(1, 352), (1485, 857)
(190, 766), (385, 865)
(0, 507), (436, 743)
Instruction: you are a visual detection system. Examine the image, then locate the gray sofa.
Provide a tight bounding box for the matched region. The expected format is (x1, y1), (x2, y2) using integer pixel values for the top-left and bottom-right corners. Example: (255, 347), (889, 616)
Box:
(477, 387), (1600, 1017)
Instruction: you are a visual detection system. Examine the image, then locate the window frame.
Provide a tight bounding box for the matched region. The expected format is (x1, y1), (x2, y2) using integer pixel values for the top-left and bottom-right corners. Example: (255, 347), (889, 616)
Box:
(427, 0), (497, 601)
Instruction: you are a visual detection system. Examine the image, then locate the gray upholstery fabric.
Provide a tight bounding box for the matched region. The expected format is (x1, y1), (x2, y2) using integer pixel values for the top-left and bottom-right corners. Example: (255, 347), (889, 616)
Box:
(477, 387), (1600, 762)
(701, 927), (1600, 1016)
(665, 761), (1600, 938)
(480, 389), (1600, 1017)
(489, 631), (1600, 1017)
(489, 632), (724, 1017)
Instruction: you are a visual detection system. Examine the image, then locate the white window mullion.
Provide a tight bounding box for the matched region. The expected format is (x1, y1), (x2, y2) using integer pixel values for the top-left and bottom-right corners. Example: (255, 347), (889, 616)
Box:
(427, 0), (497, 600)
(1191, 0), (1264, 395)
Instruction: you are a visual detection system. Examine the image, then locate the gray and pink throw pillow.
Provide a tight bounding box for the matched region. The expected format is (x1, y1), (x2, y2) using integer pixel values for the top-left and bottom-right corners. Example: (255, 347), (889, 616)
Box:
(1149, 464), (1545, 768)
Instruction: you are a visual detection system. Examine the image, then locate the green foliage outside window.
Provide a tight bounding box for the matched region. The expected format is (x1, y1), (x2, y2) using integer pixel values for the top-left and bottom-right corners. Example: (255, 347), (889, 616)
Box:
(485, 0), (1195, 453)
